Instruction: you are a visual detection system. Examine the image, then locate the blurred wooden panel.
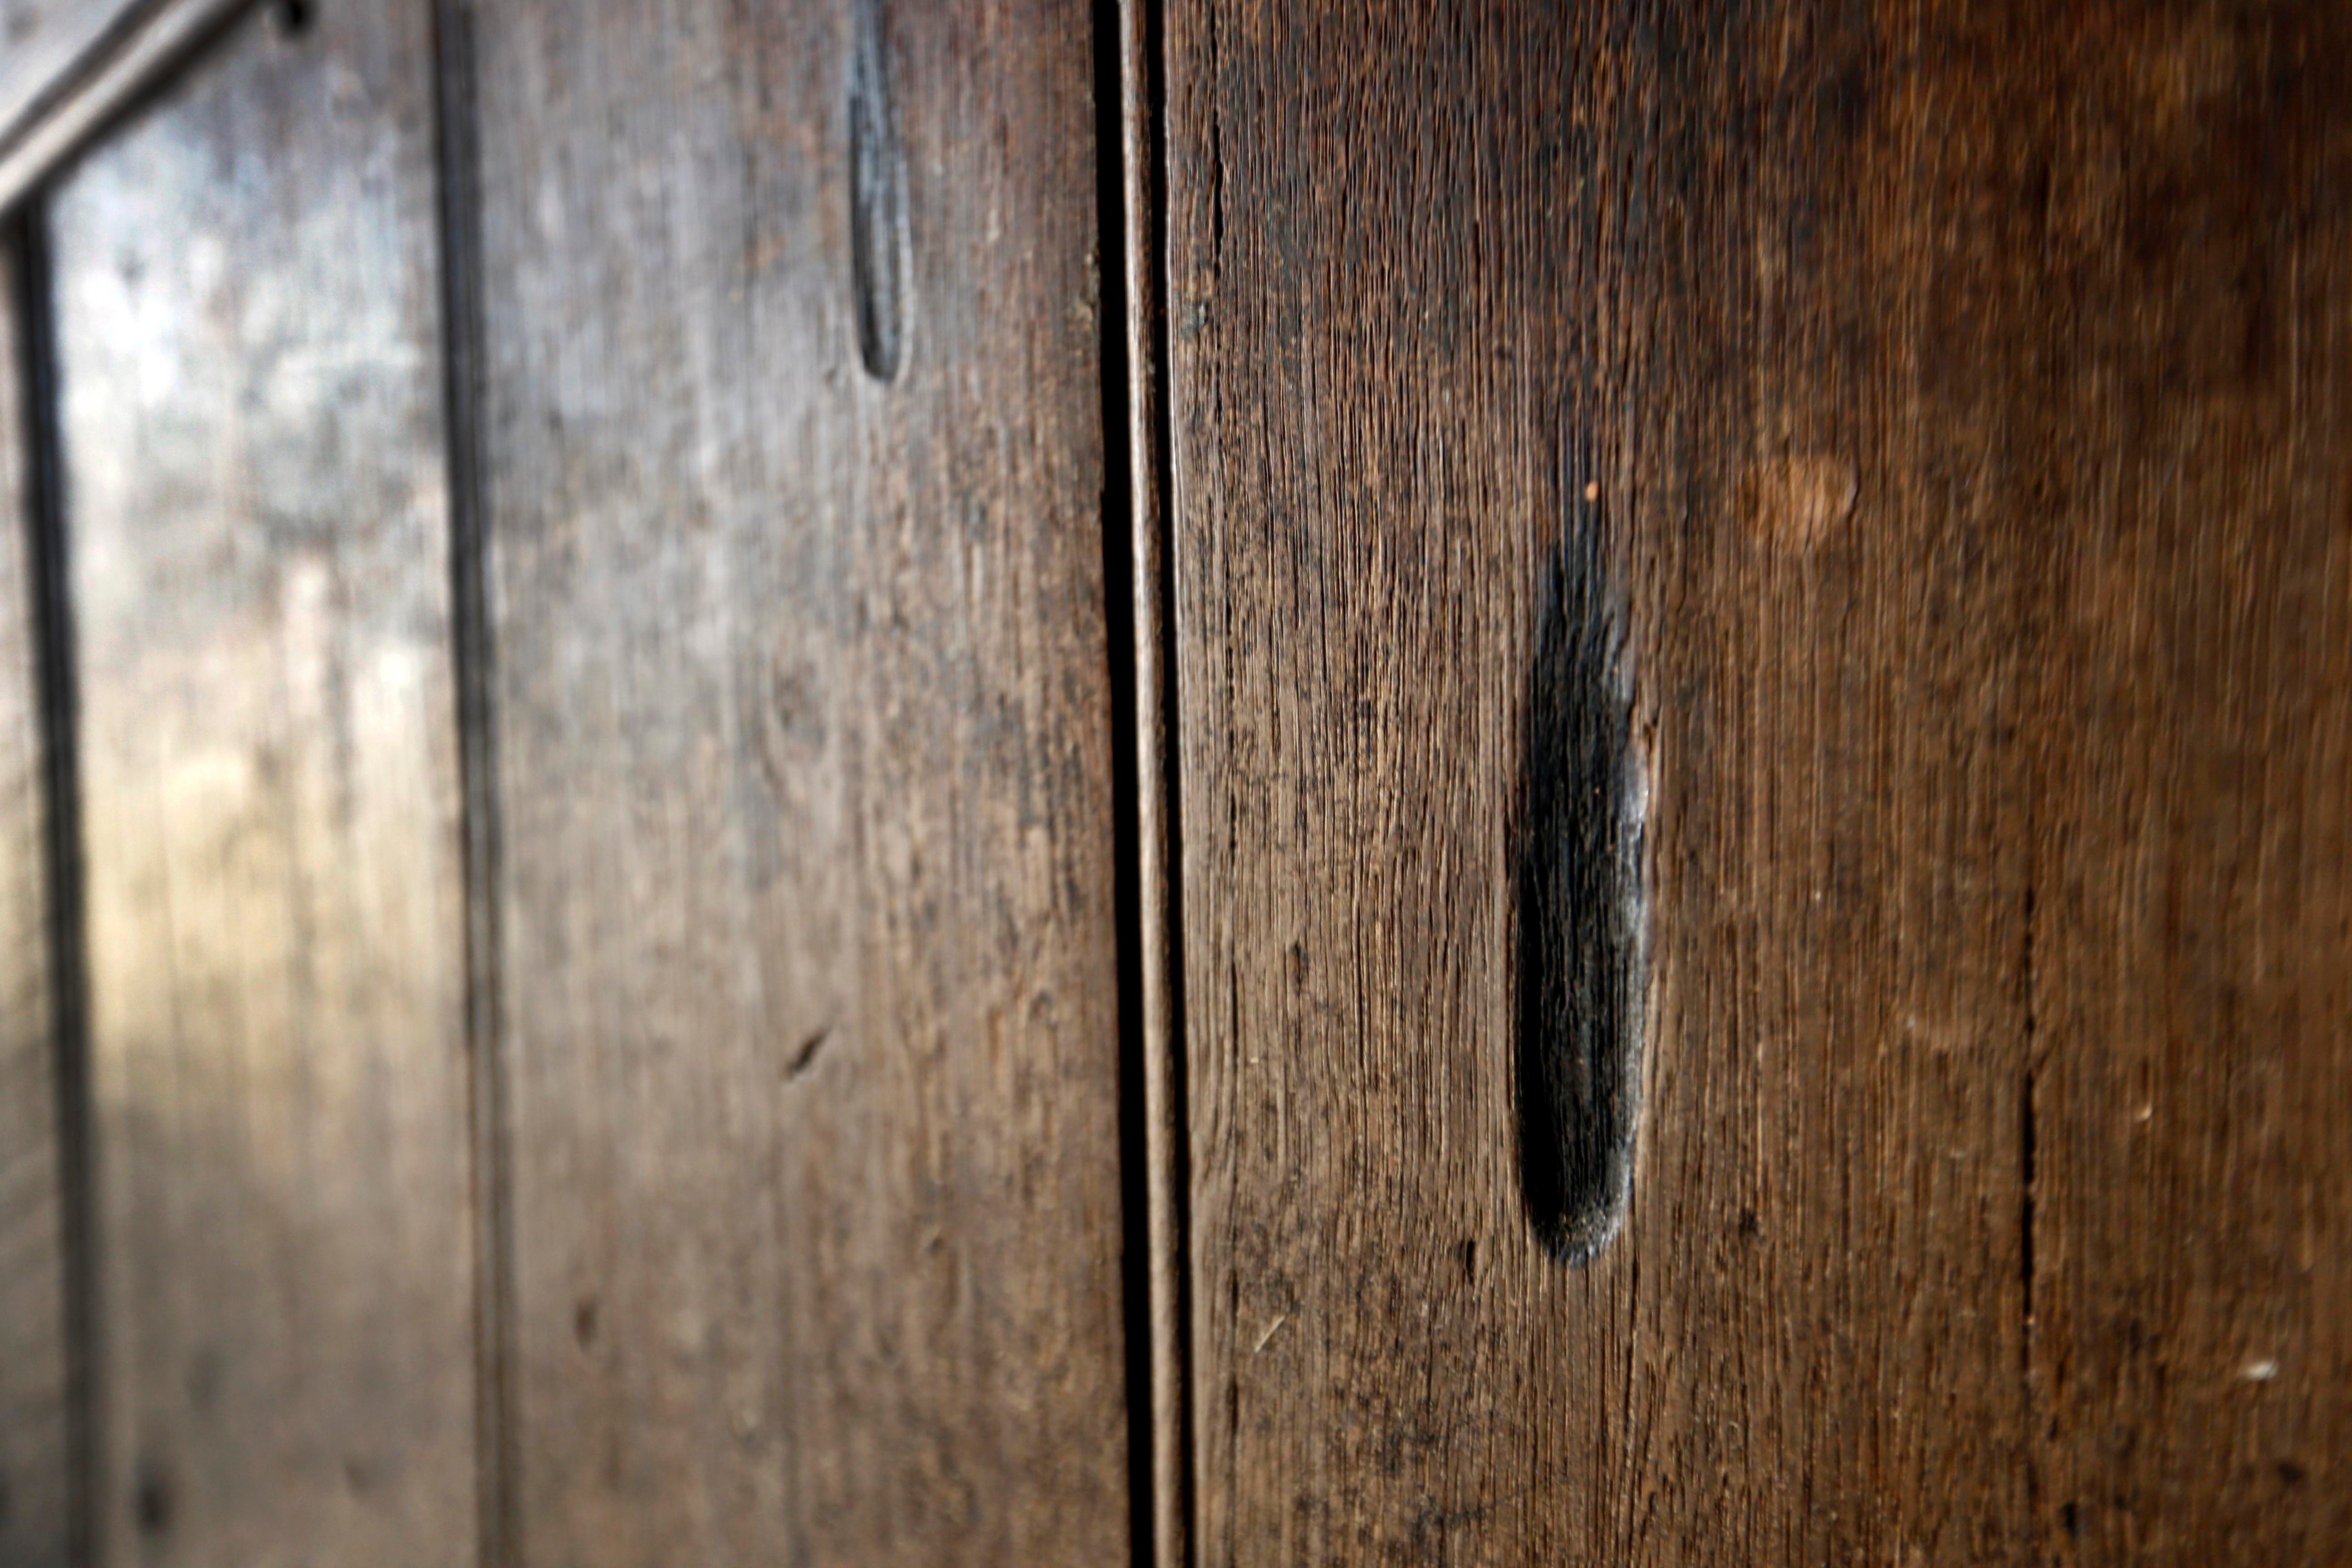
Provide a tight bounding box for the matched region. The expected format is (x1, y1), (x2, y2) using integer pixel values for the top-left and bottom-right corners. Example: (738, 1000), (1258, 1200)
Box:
(1163, 0), (2352, 1563)
(0, 0), (147, 139)
(0, 0), (256, 213)
(48, 3), (475, 1563)
(461, 0), (1130, 1563)
(0, 233), (68, 1568)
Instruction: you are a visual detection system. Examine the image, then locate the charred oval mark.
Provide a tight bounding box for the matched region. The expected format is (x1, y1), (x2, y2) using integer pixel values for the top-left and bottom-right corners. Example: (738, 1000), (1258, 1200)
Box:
(848, 0), (908, 382)
(133, 1459), (174, 1537)
(1516, 470), (1647, 1265)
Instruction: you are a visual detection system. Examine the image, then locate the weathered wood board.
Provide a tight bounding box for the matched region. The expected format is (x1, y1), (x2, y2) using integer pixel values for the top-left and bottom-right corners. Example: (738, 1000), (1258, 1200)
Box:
(460, 0), (1134, 1561)
(47, 3), (478, 1561)
(1161, 2), (2352, 1562)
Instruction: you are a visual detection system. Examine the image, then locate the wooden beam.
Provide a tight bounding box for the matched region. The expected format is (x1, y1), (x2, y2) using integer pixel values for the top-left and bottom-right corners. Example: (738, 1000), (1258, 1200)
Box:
(0, 0), (261, 216)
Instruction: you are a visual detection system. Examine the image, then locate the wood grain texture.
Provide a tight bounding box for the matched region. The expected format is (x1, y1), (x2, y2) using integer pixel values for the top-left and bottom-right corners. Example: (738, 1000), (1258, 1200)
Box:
(461, 0), (1131, 1563)
(2028, 7), (2352, 1553)
(47, 3), (476, 1562)
(0, 231), (68, 1568)
(1163, 0), (2352, 1563)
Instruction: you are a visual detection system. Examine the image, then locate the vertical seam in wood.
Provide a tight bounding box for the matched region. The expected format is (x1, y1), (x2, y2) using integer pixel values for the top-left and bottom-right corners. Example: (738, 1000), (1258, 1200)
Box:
(430, 9), (512, 1565)
(2019, 819), (2043, 1553)
(12, 201), (96, 1568)
(1101, 0), (1191, 1559)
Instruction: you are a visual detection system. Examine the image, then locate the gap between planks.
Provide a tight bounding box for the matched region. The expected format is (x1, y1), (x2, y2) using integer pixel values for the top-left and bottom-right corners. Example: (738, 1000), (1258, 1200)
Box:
(429, 5), (515, 1565)
(1099, 0), (1192, 1563)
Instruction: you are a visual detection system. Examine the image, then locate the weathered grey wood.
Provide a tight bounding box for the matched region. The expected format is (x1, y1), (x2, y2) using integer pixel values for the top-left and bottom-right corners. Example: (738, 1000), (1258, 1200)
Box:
(460, 0), (1131, 1563)
(1164, 0), (2352, 1563)
(0, 231), (68, 1568)
(46, 3), (476, 1562)
(0, 0), (259, 217)
(0, 0), (147, 144)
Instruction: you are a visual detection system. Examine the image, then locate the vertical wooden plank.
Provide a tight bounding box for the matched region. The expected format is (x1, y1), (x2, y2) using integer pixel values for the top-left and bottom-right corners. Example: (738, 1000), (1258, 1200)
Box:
(2030, 8), (2352, 1556)
(0, 232), (68, 1568)
(1165, 0), (2352, 1563)
(1166, 2), (2032, 1560)
(463, 0), (1130, 1563)
(46, 3), (476, 1563)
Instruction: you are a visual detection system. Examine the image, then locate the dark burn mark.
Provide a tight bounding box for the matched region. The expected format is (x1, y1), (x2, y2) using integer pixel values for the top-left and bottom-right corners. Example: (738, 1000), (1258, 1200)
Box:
(1515, 468), (1646, 1265)
(133, 1461), (174, 1536)
(786, 1025), (831, 1079)
(2020, 1069), (2039, 1310)
(848, 0), (908, 382)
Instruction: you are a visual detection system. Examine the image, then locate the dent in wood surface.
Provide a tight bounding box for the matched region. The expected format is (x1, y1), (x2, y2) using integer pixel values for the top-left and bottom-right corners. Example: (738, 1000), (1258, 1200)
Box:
(49, 3), (475, 1561)
(1515, 476), (1645, 1265)
(848, 0), (908, 383)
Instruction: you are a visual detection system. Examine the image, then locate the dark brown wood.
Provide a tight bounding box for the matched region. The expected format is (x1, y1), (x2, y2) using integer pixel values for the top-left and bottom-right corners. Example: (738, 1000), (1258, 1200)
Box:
(0, 231), (68, 1568)
(1163, 1), (2352, 1563)
(460, 0), (1132, 1562)
(2029, 7), (2352, 1549)
(46, 3), (477, 1562)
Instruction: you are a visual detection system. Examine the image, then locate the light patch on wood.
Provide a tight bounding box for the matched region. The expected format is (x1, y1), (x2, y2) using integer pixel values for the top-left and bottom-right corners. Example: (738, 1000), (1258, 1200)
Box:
(1744, 452), (1858, 552)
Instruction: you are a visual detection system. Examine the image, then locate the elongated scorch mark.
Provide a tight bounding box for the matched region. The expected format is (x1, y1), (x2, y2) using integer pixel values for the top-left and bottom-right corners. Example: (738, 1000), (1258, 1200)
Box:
(848, 0), (907, 382)
(1515, 463), (1648, 1264)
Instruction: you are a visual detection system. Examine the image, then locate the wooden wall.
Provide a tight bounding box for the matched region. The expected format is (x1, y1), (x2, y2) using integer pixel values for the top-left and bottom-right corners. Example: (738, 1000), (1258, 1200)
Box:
(2, 1), (1130, 1564)
(2, 1), (2350, 1565)
(1161, 2), (2352, 1563)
